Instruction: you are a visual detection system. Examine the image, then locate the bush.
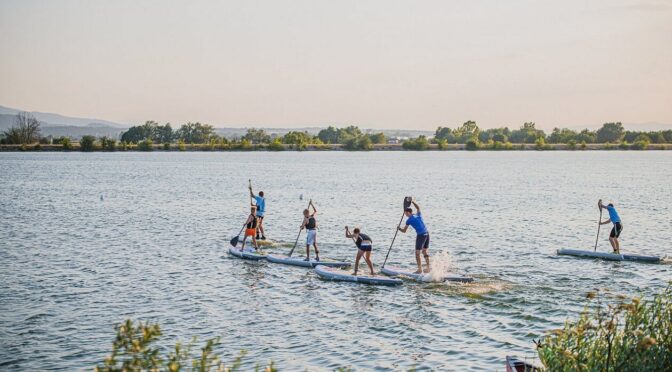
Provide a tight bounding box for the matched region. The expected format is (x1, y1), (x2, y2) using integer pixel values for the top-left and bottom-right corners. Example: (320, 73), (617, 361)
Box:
(535, 136), (547, 150)
(95, 319), (277, 372)
(80, 135), (96, 152)
(465, 138), (480, 151)
(619, 141), (630, 150)
(402, 136), (430, 150)
(177, 139), (186, 151)
(631, 140), (649, 150)
(163, 142), (170, 150)
(436, 139), (448, 150)
(568, 140), (576, 150)
(137, 139), (153, 151)
(537, 283), (672, 371)
(580, 140), (587, 150)
(60, 137), (73, 150)
(99, 137), (117, 151)
(33, 143), (42, 151)
(268, 138), (284, 151)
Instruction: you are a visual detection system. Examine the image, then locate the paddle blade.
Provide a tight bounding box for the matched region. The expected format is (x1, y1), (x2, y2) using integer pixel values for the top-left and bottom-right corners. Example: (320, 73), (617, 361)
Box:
(403, 197), (412, 209)
(230, 236), (240, 247)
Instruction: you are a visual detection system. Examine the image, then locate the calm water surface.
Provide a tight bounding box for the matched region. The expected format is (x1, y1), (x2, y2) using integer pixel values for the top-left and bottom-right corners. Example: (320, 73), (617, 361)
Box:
(1, 152), (670, 371)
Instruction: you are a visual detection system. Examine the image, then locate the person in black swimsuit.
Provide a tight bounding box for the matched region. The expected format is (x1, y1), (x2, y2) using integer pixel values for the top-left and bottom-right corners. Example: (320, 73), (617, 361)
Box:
(301, 199), (319, 261)
(345, 226), (374, 275)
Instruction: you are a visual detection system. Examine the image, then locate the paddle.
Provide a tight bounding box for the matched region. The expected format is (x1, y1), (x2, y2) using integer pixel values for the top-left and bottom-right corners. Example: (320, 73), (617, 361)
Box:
(382, 197), (412, 268)
(288, 199), (312, 257)
(594, 200), (603, 252)
(230, 223), (246, 247)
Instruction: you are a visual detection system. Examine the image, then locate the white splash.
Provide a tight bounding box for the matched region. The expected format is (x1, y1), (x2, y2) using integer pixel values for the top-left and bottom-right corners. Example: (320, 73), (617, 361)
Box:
(428, 250), (458, 282)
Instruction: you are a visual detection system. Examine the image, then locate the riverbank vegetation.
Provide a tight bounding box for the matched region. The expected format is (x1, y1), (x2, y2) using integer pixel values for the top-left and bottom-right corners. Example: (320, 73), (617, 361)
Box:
(95, 319), (276, 372)
(536, 283), (671, 371)
(2, 112), (671, 151)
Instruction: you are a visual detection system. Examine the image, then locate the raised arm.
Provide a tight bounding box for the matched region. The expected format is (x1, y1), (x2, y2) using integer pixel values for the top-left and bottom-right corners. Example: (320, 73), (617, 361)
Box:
(411, 200), (420, 213)
(309, 199), (317, 215)
(345, 226), (353, 238)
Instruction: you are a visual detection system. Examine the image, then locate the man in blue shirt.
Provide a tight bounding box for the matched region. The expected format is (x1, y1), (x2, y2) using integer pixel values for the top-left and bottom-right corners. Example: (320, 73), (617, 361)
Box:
(249, 185), (266, 240)
(397, 199), (430, 274)
(598, 199), (623, 253)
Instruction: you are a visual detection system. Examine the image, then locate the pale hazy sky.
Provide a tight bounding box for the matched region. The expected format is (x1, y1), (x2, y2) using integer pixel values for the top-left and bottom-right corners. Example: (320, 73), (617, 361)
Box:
(1, 0), (670, 130)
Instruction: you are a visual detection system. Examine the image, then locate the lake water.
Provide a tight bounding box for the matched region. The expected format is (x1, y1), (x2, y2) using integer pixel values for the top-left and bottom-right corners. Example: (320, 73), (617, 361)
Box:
(1, 151), (670, 371)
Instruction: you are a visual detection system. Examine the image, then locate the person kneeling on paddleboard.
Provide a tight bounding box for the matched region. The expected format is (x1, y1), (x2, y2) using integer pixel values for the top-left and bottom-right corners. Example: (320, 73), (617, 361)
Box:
(345, 226), (375, 276)
(301, 200), (320, 261)
(598, 199), (623, 254)
(241, 206), (259, 252)
(397, 199), (430, 274)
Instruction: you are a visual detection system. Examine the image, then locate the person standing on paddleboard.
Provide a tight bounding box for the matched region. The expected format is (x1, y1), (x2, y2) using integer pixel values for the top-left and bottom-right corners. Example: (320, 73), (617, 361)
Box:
(345, 226), (375, 276)
(397, 199), (431, 274)
(241, 206), (259, 251)
(249, 185), (266, 240)
(598, 199), (623, 254)
(301, 200), (320, 261)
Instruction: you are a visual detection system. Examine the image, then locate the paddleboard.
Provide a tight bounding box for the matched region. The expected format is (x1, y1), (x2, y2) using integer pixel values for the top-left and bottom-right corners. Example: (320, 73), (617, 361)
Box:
(228, 246), (267, 261)
(557, 249), (660, 263)
(267, 254), (350, 268)
(381, 266), (474, 283)
(314, 265), (402, 286)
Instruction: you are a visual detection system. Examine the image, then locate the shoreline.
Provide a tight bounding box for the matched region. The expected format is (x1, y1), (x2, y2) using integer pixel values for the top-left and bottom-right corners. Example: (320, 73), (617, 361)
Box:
(1, 143), (671, 152)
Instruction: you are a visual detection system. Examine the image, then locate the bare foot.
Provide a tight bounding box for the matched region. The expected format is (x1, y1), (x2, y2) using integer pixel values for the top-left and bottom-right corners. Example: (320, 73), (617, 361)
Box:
(370, 272), (375, 276)
(413, 269), (422, 274)
(352, 271), (358, 276)
(424, 268), (431, 273)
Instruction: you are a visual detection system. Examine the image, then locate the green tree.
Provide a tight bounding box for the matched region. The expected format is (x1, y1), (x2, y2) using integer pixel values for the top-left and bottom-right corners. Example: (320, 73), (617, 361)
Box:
(402, 136), (430, 150)
(434, 126), (454, 143)
(99, 136), (117, 151)
(548, 128), (579, 144)
(368, 132), (386, 144)
(510, 122), (545, 144)
(317, 126), (340, 144)
(454, 121), (480, 143)
(244, 128), (271, 144)
(596, 122), (625, 143)
(79, 135), (96, 151)
(282, 131), (312, 147)
(176, 122), (215, 144)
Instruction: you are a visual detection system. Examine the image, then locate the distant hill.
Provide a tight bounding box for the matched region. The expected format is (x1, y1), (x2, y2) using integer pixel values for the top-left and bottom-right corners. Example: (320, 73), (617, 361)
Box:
(0, 105), (127, 128)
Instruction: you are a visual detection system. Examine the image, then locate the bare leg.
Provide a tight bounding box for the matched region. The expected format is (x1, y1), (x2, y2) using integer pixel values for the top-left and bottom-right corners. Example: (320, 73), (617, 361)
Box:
(313, 237), (320, 261)
(364, 251), (374, 275)
(609, 237), (617, 252)
(305, 245), (310, 260)
(252, 236), (258, 250)
(614, 238), (620, 253)
(258, 219), (265, 238)
(241, 236), (247, 250)
(422, 248), (431, 273)
(354, 250), (363, 275)
(414, 250), (422, 273)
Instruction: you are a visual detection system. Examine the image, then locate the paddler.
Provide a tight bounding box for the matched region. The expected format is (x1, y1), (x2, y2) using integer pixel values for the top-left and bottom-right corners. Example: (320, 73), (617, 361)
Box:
(300, 199), (320, 261)
(397, 198), (431, 273)
(249, 185), (266, 240)
(240, 205), (259, 251)
(598, 199), (623, 254)
(345, 226), (375, 275)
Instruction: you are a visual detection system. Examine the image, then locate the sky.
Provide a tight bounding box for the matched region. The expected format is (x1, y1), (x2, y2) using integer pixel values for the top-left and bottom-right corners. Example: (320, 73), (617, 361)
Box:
(0, 0), (671, 130)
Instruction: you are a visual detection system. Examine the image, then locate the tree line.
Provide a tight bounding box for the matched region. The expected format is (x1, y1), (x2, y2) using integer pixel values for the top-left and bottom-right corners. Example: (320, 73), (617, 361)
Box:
(2, 112), (671, 150)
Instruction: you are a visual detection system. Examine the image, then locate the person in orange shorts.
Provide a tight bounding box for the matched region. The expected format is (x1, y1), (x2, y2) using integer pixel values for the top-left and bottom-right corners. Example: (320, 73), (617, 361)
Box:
(240, 205), (259, 251)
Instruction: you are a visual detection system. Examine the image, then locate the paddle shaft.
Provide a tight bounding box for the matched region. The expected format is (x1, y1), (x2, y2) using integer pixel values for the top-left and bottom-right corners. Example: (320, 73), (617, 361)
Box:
(382, 213), (405, 268)
(594, 208), (602, 251)
(288, 200), (312, 257)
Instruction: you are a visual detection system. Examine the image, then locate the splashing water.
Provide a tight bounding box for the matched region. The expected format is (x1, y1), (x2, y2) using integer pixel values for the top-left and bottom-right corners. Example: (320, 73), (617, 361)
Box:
(428, 250), (458, 282)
